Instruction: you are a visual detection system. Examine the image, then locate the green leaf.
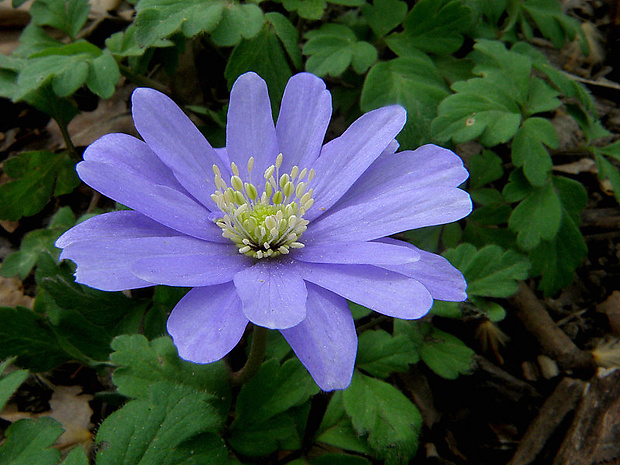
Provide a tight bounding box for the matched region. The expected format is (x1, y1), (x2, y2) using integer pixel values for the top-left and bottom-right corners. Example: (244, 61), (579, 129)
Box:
(418, 326), (475, 379)
(303, 24), (377, 77)
(512, 41), (594, 113)
(95, 382), (228, 465)
(521, 0), (581, 48)
(60, 447), (89, 465)
(0, 151), (78, 221)
(1, 207), (74, 279)
(385, 0), (472, 56)
(225, 22), (292, 109)
(317, 392), (372, 455)
(229, 358), (319, 456)
(0, 358), (28, 413)
(361, 0), (408, 38)
(16, 41), (119, 99)
(312, 454), (371, 465)
(106, 25), (174, 57)
(135, 0), (263, 48)
(29, 0), (90, 39)
(508, 179), (562, 250)
(109, 335), (230, 418)
(265, 12), (303, 70)
(343, 372), (422, 463)
(524, 76), (561, 116)
(282, 0), (326, 20)
(361, 55), (450, 148)
(595, 152), (620, 205)
(0, 307), (70, 371)
(0, 418), (63, 465)
(471, 39), (532, 104)
(468, 150), (504, 190)
(443, 244), (530, 298)
(356, 330), (418, 378)
(511, 117), (558, 186)
(529, 176), (587, 296)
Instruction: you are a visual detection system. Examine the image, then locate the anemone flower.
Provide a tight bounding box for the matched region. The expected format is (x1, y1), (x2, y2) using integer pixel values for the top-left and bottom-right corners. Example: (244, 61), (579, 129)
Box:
(56, 72), (472, 391)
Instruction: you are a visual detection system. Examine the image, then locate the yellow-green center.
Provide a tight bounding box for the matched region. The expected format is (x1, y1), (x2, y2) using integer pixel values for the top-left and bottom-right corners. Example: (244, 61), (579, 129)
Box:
(211, 154), (315, 259)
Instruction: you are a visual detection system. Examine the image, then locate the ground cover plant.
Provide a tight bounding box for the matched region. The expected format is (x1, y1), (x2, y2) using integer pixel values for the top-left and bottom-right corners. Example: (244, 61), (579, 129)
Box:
(1, 0), (620, 464)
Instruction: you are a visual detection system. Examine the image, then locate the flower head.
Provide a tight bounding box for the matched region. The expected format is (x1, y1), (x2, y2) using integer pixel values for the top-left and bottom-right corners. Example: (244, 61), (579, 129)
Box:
(56, 72), (472, 391)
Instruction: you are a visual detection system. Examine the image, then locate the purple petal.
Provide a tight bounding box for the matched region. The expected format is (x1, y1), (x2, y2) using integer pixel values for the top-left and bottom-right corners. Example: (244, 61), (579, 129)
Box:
(226, 72), (279, 180)
(378, 239), (467, 302)
(56, 211), (180, 290)
(167, 283), (249, 364)
(233, 259), (307, 329)
(293, 261), (433, 319)
(294, 240), (419, 265)
(305, 144), (472, 242)
(77, 160), (225, 242)
(307, 105), (406, 221)
(131, 246), (252, 287)
(281, 283), (356, 391)
(131, 88), (223, 210)
(84, 133), (185, 190)
(276, 73), (332, 172)
(56, 210), (181, 248)
(60, 233), (235, 291)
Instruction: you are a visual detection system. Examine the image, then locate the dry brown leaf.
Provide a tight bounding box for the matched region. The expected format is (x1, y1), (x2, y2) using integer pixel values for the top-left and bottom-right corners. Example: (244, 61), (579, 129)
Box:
(597, 291), (620, 336)
(553, 158), (597, 175)
(0, 276), (33, 308)
(1, 385), (93, 450)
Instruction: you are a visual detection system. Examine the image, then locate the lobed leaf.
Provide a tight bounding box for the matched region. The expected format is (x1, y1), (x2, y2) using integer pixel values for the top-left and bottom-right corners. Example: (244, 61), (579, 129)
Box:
(95, 382), (228, 465)
(511, 116), (558, 186)
(418, 327), (475, 380)
(29, 0), (90, 39)
(282, 0), (326, 20)
(0, 151), (79, 221)
(229, 358), (319, 456)
(361, 0), (408, 38)
(109, 335), (230, 420)
(356, 329), (418, 378)
(0, 418), (63, 465)
(0, 306), (70, 371)
(343, 372), (422, 464)
(0, 358), (28, 413)
(385, 0), (472, 56)
(361, 55), (449, 148)
(303, 24), (377, 77)
(134, 0), (263, 47)
(443, 243), (530, 298)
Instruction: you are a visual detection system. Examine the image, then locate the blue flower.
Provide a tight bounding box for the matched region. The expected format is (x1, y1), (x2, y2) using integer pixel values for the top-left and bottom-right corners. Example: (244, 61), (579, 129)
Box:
(56, 72), (472, 390)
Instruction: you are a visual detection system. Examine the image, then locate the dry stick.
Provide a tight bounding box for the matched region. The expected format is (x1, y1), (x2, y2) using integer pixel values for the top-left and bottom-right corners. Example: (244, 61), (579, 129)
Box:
(508, 377), (586, 465)
(509, 283), (596, 375)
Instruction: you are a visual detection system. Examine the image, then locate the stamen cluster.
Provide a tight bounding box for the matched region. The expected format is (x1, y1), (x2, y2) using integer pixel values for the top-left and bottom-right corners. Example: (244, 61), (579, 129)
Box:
(211, 154), (315, 259)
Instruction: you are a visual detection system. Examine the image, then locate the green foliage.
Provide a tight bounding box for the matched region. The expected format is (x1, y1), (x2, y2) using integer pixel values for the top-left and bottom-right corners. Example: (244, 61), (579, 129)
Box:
(511, 116), (558, 186)
(395, 321), (475, 378)
(303, 24), (377, 77)
(225, 15), (299, 106)
(518, 0), (583, 49)
(0, 306), (71, 371)
(0, 358), (28, 412)
(343, 372), (423, 464)
(0, 417), (63, 465)
(95, 382), (228, 465)
(134, 0), (264, 47)
(282, 0), (327, 20)
(443, 244), (530, 298)
(109, 335), (230, 412)
(361, 54), (449, 148)
(361, 0), (407, 38)
(228, 358), (319, 456)
(0, 151), (79, 221)
(29, 0), (90, 40)
(386, 0), (472, 56)
(356, 329), (418, 378)
(16, 41), (119, 100)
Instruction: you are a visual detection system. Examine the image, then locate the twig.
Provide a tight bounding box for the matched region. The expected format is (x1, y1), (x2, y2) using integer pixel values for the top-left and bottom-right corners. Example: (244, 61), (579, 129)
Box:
(509, 283), (596, 376)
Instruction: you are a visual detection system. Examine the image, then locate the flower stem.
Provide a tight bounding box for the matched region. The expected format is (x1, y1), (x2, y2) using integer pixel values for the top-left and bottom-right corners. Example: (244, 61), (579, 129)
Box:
(231, 325), (268, 386)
